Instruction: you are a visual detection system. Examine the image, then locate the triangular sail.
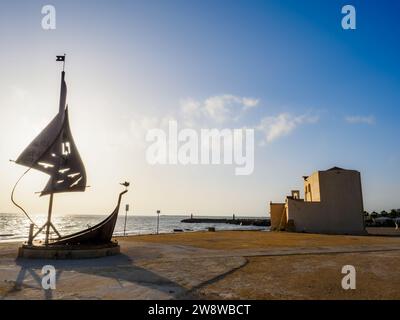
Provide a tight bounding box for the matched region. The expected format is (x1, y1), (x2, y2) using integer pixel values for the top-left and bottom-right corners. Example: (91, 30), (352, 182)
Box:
(38, 107), (87, 196)
(15, 112), (64, 170)
(15, 71), (87, 196)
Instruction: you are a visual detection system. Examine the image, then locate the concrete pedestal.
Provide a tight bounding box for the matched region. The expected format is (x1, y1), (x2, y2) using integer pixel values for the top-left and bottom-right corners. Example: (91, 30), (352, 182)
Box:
(18, 242), (120, 259)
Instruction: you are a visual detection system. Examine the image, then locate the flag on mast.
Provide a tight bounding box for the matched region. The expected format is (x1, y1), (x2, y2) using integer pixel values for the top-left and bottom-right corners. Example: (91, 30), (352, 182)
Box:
(56, 55), (65, 61)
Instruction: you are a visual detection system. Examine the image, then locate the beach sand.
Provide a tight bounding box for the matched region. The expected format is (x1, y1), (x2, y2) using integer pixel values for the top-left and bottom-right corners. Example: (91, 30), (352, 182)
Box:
(0, 229), (399, 300)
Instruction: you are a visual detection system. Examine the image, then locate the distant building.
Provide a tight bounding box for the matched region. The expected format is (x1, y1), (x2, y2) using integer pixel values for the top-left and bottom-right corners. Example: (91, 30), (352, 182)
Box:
(270, 167), (366, 235)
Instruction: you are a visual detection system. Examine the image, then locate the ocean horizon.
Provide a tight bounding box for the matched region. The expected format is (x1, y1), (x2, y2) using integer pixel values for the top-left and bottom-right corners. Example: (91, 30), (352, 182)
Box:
(0, 213), (268, 243)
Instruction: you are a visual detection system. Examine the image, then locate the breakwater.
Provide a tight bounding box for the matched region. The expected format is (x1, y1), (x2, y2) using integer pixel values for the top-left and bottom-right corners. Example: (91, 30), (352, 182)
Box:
(181, 218), (270, 227)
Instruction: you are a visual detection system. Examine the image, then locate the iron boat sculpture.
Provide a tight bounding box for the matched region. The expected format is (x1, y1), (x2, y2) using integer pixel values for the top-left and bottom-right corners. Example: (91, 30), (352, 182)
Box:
(12, 55), (128, 251)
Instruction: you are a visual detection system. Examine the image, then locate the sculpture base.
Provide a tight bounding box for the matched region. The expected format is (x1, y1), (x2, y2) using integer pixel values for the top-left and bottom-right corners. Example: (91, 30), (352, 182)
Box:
(18, 241), (120, 260)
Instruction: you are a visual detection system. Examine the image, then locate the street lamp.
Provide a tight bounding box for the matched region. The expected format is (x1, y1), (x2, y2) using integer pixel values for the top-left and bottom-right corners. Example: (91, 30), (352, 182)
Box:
(156, 210), (160, 234)
(124, 204), (129, 236)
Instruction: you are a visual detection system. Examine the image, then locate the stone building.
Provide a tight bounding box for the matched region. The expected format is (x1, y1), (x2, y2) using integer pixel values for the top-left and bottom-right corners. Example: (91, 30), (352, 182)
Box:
(270, 167), (366, 235)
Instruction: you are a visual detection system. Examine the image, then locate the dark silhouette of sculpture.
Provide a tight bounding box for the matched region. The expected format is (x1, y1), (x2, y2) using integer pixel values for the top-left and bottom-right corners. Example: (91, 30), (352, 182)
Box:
(12, 55), (128, 247)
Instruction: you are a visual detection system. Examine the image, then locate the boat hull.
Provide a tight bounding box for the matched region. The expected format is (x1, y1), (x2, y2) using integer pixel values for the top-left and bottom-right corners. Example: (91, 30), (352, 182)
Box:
(49, 190), (127, 246)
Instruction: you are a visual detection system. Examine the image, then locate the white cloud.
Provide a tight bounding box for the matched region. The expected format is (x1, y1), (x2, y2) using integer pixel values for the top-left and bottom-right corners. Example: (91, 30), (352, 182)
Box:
(180, 98), (202, 127)
(129, 115), (176, 148)
(257, 113), (319, 144)
(180, 94), (260, 125)
(180, 98), (201, 116)
(203, 95), (231, 122)
(242, 97), (260, 110)
(345, 115), (375, 125)
(128, 94), (260, 149)
(130, 96), (318, 148)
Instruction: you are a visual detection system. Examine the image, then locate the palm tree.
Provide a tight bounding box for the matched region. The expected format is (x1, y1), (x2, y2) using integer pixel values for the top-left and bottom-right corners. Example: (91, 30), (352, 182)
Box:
(380, 210), (389, 217)
(370, 211), (378, 218)
(389, 209), (398, 218)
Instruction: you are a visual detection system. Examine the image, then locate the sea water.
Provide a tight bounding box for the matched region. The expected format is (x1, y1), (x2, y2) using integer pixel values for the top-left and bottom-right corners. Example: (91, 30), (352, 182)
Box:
(0, 213), (267, 243)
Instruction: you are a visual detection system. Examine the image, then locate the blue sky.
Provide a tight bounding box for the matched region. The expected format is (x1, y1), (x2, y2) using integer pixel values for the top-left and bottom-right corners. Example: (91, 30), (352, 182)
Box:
(0, 0), (399, 215)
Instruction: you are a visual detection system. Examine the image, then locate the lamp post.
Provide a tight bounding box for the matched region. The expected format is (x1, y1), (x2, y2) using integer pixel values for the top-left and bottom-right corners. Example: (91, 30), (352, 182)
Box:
(156, 210), (160, 234)
(124, 204), (129, 236)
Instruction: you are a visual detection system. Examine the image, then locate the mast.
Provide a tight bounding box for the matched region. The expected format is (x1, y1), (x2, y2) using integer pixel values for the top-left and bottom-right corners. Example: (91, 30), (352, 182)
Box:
(45, 193), (54, 245)
(44, 60), (67, 245)
(62, 53), (66, 72)
(59, 59), (67, 113)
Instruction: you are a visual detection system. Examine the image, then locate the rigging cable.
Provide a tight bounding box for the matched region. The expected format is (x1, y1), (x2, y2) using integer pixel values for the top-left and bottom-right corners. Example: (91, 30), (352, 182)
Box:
(10, 166), (38, 228)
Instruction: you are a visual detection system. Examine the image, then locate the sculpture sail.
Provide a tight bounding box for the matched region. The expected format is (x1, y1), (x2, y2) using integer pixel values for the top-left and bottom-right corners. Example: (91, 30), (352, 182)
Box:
(15, 71), (87, 196)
